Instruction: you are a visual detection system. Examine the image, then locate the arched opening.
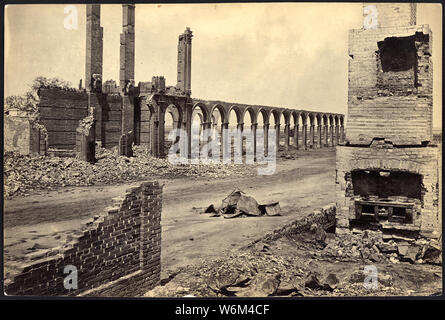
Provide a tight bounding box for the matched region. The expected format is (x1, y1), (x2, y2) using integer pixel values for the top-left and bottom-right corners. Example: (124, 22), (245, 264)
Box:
(315, 114), (322, 148)
(242, 108), (257, 161)
(228, 106), (242, 162)
(257, 109), (269, 157)
(191, 103), (208, 160)
(163, 104), (183, 156)
(210, 105), (226, 159)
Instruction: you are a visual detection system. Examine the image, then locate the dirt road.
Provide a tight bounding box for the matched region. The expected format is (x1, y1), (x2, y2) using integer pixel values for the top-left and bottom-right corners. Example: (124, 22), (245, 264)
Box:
(3, 148), (336, 278)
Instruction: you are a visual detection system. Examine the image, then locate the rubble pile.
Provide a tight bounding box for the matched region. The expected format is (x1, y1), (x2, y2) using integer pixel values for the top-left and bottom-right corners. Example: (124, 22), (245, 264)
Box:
(320, 230), (442, 265)
(200, 189), (281, 218)
(145, 235), (441, 298)
(3, 146), (257, 199)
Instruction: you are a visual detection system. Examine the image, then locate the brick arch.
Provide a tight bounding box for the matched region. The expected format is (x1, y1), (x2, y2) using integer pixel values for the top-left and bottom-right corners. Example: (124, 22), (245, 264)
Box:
(271, 109), (282, 125)
(322, 114), (329, 126)
(192, 102), (209, 123)
(291, 111), (300, 125)
(282, 110), (291, 125)
(257, 108), (270, 125)
(164, 103), (183, 124)
(300, 112), (308, 125)
(340, 115), (345, 126)
(242, 107), (258, 124)
(334, 115), (340, 125)
(329, 114), (335, 126)
(210, 104), (227, 124)
(308, 112), (316, 126)
(315, 113), (322, 126)
(228, 105), (243, 124)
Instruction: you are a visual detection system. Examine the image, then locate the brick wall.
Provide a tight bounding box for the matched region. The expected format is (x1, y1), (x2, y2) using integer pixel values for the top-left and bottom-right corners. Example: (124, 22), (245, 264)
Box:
(38, 89), (89, 149)
(335, 145), (440, 237)
(4, 181), (162, 297)
(347, 25), (432, 145)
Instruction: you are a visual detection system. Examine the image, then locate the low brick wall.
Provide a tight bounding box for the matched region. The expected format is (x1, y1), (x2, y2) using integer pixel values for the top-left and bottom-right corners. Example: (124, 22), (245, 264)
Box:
(4, 181), (162, 297)
(246, 204), (336, 246)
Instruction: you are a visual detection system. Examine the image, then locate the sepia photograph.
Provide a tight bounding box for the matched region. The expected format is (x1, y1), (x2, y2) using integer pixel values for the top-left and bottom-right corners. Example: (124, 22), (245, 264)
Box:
(2, 1), (443, 305)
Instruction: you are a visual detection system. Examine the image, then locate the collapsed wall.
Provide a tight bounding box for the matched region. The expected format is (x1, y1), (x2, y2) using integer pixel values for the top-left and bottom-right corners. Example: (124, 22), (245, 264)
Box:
(4, 181), (162, 297)
(4, 110), (48, 155)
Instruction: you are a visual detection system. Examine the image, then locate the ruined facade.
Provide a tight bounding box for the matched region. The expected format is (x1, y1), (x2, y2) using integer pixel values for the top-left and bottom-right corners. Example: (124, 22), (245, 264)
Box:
(335, 3), (441, 239)
(32, 4), (344, 161)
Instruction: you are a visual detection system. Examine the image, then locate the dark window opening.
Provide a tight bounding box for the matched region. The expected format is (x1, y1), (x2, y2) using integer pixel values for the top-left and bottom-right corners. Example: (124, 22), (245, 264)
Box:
(378, 36), (416, 72)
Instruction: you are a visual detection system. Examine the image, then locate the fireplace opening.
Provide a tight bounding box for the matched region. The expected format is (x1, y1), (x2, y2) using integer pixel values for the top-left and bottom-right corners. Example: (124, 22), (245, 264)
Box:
(349, 170), (421, 229)
(351, 170), (422, 200)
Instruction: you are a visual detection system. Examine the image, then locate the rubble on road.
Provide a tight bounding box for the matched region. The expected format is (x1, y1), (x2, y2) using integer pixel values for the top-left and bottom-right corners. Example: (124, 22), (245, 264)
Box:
(3, 146), (257, 199)
(200, 189), (281, 218)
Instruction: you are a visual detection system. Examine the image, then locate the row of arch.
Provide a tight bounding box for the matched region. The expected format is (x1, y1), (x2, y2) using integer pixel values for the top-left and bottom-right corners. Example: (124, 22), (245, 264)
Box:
(142, 96), (345, 159)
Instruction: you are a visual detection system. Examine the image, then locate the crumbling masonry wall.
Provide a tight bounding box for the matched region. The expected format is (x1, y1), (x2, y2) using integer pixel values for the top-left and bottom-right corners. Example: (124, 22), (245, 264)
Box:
(336, 3), (440, 239)
(347, 24), (432, 145)
(4, 181), (162, 297)
(38, 89), (125, 150)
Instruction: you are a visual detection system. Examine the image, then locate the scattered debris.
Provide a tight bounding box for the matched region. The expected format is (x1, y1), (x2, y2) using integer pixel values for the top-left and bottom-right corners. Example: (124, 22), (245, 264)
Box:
(201, 189), (281, 219)
(4, 146), (257, 199)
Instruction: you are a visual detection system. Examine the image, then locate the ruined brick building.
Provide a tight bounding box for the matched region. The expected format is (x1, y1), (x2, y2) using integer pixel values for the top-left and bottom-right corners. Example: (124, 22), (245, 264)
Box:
(335, 3), (441, 239)
(4, 4), (345, 159)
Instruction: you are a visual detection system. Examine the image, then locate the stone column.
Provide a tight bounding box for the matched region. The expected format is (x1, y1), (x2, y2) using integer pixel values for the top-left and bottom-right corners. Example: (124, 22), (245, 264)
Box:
(237, 123), (244, 158)
(264, 123), (269, 156)
(336, 125), (340, 145)
(324, 125), (329, 147)
(309, 124), (315, 148)
(221, 122), (229, 162)
(284, 123), (290, 150)
(330, 125), (334, 147)
(317, 125), (322, 149)
(340, 125), (345, 143)
(251, 123), (257, 161)
(293, 124), (299, 149)
(302, 124), (307, 150)
(274, 123), (280, 150)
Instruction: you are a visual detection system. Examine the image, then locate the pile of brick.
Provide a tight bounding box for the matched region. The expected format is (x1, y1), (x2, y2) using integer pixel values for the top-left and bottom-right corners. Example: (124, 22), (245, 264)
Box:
(320, 230), (442, 265)
(3, 146), (257, 199)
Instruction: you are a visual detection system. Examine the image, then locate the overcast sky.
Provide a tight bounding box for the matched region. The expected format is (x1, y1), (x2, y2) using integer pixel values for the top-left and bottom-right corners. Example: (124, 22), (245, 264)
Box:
(4, 3), (442, 127)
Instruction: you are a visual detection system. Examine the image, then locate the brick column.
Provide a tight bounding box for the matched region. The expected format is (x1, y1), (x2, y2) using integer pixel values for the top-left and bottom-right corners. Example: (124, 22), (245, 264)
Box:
(264, 123), (269, 156)
(120, 4), (135, 94)
(335, 125), (340, 145)
(237, 123), (244, 158)
(139, 181), (162, 287)
(340, 125), (345, 143)
(293, 124), (299, 149)
(284, 123), (290, 150)
(302, 124), (307, 150)
(309, 124), (315, 148)
(85, 4), (103, 93)
(324, 125), (329, 147)
(274, 123), (280, 150)
(221, 122), (229, 162)
(251, 123), (257, 161)
(330, 125), (334, 147)
(318, 125), (322, 149)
